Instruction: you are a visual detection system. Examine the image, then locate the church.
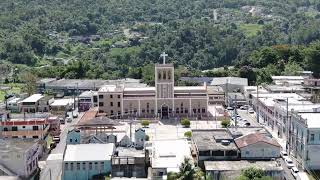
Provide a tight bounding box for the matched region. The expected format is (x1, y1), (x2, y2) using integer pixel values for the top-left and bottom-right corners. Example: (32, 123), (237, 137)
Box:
(98, 53), (209, 119)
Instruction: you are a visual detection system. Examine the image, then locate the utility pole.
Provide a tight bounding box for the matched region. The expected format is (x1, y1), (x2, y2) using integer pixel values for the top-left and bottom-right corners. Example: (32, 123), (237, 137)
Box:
(286, 97), (289, 151)
(234, 94), (237, 128)
(256, 84), (259, 123)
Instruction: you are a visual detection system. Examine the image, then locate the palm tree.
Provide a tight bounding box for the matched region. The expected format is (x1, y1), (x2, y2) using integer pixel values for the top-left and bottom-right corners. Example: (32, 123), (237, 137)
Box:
(167, 157), (204, 180)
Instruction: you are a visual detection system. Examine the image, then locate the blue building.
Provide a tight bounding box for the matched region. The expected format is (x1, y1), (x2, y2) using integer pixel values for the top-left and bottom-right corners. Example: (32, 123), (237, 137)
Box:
(62, 143), (115, 180)
(67, 129), (81, 144)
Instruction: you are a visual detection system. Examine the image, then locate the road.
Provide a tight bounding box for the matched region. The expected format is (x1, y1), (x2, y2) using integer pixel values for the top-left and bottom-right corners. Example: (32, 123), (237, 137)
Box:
(39, 110), (83, 180)
(234, 109), (295, 180)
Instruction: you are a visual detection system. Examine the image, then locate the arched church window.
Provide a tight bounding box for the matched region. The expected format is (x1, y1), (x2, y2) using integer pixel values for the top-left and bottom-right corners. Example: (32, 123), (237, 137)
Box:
(163, 71), (166, 80)
(158, 72), (161, 80)
(168, 70), (171, 80)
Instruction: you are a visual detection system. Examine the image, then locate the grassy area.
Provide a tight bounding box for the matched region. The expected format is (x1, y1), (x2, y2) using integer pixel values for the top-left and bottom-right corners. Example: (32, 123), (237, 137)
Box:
(0, 83), (23, 102)
(239, 23), (263, 37)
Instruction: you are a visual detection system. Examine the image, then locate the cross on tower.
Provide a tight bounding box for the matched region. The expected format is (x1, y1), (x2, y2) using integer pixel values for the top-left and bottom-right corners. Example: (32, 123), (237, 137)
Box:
(160, 52), (168, 64)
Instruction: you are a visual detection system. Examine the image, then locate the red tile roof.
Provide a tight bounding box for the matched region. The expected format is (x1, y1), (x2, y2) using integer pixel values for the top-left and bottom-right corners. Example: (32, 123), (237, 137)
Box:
(235, 133), (280, 148)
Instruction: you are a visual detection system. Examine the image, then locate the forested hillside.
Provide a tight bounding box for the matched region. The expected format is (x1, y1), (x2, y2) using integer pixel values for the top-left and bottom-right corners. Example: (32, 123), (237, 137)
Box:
(1, 0), (320, 85)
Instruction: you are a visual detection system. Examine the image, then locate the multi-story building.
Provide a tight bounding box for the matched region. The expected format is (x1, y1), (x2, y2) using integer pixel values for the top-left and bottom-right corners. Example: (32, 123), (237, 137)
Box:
(0, 139), (43, 179)
(19, 94), (45, 113)
(98, 61), (209, 119)
(0, 114), (50, 139)
(303, 78), (320, 103)
(38, 96), (54, 112)
(207, 86), (225, 105)
(78, 91), (98, 112)
(287, 112), (320, 170)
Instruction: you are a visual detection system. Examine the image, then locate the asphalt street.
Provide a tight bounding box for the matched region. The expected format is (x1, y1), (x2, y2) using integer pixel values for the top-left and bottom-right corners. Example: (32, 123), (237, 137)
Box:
(39, 110), (83, 180)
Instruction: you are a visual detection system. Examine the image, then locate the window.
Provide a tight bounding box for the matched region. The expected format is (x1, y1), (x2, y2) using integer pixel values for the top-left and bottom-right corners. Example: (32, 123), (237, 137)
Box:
(93, 96), (98, 102)
(193, 109), (196, 113)
(180, 108), (183, 113)
(82, 162), (86, 170)
(89, 162), (92, 170)
(32, 136), (39, 139)
(151, 109), (154, 114)
(22, 126), (26, 128)
(100, 162), (104, 170)
(110, 95), (113, 98)
(163, 71), (166, 79)
(94, 162), (98, 169)
(99, 102), (104, 106)
(111, 110), (114, 115)
(185, 109), (188, 114)
(12, 136), (18, 138)
(118, 95), (121, 98)
(70, 139), (73, 143)
(23, 136), (26, 138)
(77, 163), (80, 170)
(70, 163), (74, 171)
(99, 95), (103, 99)
(168, 70), (171, 79)
(65, 163), (69, 170)
(245, 151), (250, 155)
(198, 108), (201, 113)
(33, 126), (39, 130)
(176, 108), (179, 113)
(75, 139), (77, 143)
(110, 102), (113, 106)
(311, 134), (315, 141)
(3, 127), (8, 131)
(142, 109), (145, 113)
(12, 126), (18, 131)
(118, 102), (120, 107)
(202, 108), (206, 113)
(158, 72), (161, 80)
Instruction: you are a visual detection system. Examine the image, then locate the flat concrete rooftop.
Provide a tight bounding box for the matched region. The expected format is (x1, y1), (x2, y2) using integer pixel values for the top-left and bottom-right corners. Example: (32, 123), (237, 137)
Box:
(204, 160), (283, 171)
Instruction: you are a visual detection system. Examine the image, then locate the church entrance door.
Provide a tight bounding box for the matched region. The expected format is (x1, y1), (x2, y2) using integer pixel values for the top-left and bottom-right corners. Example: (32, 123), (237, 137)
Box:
(161, 105), (169, 119)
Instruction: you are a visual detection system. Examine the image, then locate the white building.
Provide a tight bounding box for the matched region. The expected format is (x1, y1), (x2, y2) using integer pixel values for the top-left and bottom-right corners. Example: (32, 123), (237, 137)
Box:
(149, 139), (191, 178)
(287, 112), (320, 170)
(20, 94), (44, 113)
(0, 139), (43, 179)
(7, 98), (21, 113)
(271, 76), (304, 85)
(62, 143), (115, 180)
(235, 133), (281, 160)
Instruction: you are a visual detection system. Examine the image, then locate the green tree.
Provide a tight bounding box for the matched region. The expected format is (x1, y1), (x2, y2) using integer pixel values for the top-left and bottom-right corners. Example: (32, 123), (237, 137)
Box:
(20, 71), (37, 95)
(237, 167), (273, 180)
(181, 118), (191, 128)
(221, 119), (231, 128)
(184, 131), (192, 139)
(282, 61), (303, 76)
(167, 157), (204, 180)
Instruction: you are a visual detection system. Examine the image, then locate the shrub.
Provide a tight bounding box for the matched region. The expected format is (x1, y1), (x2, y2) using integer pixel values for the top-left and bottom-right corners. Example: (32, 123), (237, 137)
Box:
(181, 118), (191, 128)
(184, 131), (192, 139)
(145, 135), (150, 141)
(221, 119), (231, 128)
(141, 120), (150, 127)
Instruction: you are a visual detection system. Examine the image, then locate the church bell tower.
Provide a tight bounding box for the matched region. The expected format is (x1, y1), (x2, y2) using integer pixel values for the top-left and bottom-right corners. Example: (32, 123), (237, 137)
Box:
(155, 52), (174, 118)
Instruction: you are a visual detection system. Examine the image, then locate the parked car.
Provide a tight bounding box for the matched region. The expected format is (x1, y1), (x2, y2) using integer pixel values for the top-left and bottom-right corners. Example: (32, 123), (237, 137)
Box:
(50, 142), (57, 149)
(53, 136), (60, 143)
(244, 122), (251, 127)
(66, 117), (72, 123)
(73, 113), (78, 118)
(248, 108), (255, 114)
(280, 150), (288, 159)
(285, 158), (295, 169)
(59, 117), (65, 124)
(240, 106), (248, 110)
(291, 166), (299, 179)
(227, 107), (234, 110)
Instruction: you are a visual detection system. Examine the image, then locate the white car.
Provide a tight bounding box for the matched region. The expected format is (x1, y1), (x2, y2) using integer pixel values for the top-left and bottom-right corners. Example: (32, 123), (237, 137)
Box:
(285, 158), (295, 169)
(248, 108), (255, 114)
(291, 166), (299, 179)
(280, 150), (288, 159)
(227, 107), (234, 111)
(66, 117), (72, 123)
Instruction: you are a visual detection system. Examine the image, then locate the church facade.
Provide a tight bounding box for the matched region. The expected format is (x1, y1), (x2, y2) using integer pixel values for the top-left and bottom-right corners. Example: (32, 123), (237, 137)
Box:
(98, 55), (209, 119)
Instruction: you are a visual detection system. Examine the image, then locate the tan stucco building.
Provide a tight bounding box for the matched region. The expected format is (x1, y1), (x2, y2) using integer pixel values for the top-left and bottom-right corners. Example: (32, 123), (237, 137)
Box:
(98, 62), (209, 119)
